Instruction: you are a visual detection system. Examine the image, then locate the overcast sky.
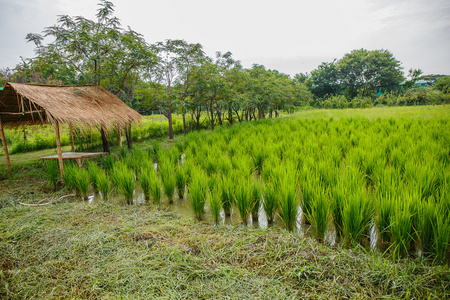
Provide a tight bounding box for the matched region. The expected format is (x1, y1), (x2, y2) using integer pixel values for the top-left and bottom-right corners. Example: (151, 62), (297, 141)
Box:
(1, 0), (449, 77)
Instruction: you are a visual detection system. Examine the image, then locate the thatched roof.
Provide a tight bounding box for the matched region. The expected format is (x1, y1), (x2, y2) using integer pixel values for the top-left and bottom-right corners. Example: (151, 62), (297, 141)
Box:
(0, 82), (142, 129)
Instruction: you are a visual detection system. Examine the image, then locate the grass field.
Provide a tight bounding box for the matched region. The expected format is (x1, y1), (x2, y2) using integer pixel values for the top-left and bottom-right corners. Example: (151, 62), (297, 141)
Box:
(1, 105), (449, 299)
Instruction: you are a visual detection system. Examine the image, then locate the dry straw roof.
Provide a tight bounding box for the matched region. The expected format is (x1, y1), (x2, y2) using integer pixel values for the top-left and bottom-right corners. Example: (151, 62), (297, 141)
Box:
(0, 82), (142, 128)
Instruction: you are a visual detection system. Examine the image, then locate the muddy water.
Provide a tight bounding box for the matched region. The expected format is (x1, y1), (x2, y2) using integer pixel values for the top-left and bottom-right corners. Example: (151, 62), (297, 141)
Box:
(86, 187), (379, 248)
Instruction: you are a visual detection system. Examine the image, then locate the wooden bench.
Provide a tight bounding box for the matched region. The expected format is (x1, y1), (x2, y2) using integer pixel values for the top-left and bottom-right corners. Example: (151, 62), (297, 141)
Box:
(40, 152), (108, 168)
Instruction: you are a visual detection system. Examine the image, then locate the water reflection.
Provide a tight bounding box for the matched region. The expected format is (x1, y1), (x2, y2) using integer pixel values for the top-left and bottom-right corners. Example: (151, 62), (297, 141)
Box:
(86, 187), (377, 249)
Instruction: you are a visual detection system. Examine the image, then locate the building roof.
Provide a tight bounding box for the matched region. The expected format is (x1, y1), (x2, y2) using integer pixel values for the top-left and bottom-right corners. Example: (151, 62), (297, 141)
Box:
(0, 82), (142, 128)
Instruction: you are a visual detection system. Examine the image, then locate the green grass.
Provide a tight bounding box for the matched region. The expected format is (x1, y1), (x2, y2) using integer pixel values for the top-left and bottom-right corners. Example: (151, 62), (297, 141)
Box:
(310, 186), (330, 242)
(44, 160), (59, 191)
(262, 181), (278, 224)
(208, 186), (222, 226)
(189, 169), (208, 221)
(0, 106), (450, 298)
(1, 200), (448, 299)
(96, 170), (111, 200)
(234, 178), (253, 226)
(74, 168), (90, 200)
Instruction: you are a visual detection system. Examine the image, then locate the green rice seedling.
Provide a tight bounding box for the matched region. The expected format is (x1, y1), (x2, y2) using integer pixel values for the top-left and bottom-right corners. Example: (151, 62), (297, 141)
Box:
(117, 167), (135, 205)
(167, 146), (181, 166)
(44, 160), (59, 191)
(189, 169), (208, 220)
(390, 202), (413, 259)
(234, 179), (253, 226)
(175, 166), (186, 199)
(131, 147), (148, 174)
(87, 161), (101, 193)
(63, 163), (78, 194)
(208, 186), (222, 226)
(375, 195), (395, 251)
(159, 159), (176, 203)
(103, 154), (115, 172)
(341, 188), (374, 247)
(139, 168), (153, 201)
(151, 141), (163, 162)
(432, 212), (450, 264)
(205, 154), (218, 176)
(252, 146), (267, 174)
(262, 181), (278, 224)
(419, 199), (437, 256)
(251, 180), (262, 221)
(310, 186), (330, 242)
(301, 178), (316, 225)
(329, 184), (346, 238)
(217, 154), (232, 176)
(278, 177), (299, 232)
(74, 168), (90, 200)
(96, 170), (111, 200)
(150, 175), (162, 205)
(220, 176), (234, 217)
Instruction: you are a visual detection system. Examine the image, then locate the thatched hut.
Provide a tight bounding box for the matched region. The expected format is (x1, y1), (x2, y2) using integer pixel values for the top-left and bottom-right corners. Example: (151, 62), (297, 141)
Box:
(0, 82), (142, 173)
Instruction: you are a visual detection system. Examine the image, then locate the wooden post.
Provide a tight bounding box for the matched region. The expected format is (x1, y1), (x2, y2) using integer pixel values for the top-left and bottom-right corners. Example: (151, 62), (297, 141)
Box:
(0, 118), (12, 174)
(117, 125), (122, 148)
(54, 122), (64, 176)
(69, 123), (75, 152)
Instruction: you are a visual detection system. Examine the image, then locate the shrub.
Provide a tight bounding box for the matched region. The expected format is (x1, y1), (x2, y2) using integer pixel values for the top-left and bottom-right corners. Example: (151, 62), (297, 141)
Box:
(189, 169), (208, 221)
(44, 160), (59, 191)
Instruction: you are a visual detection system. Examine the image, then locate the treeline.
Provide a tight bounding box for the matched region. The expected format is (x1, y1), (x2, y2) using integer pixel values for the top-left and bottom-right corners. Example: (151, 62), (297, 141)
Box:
(1, 1), (449, 141)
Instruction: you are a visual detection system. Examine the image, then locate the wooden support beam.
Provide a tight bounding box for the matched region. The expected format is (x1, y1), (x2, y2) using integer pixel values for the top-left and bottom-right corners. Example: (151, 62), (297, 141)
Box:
(54, 122), (64, 176)
(0, 118), (12, 173)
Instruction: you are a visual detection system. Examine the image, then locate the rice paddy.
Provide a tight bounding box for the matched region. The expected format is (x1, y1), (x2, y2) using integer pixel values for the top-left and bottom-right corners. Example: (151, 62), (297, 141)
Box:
(1, 106), (449, 298)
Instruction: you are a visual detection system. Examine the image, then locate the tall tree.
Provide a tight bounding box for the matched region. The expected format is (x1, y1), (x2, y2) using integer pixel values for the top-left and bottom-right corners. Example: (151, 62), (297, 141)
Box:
(338, 49), (404, 98)
(26, 0), (155, 151)
(146, 40), (205, 138)
(306, 61), (342, 99)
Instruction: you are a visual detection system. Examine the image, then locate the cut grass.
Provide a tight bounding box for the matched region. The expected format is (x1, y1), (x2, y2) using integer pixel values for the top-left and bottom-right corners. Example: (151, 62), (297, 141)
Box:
(0, 199), (448, 299)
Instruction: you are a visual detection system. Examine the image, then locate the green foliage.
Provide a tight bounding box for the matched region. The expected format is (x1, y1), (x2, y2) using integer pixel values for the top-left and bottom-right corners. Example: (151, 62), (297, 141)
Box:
(250, 180), (262, 220)
(175, 166), (186, 199)
(234, 179), (253, 226)
(159, 159), (176, 203)
(310, 187), (330, 242)
(74, 168), (90, 200)
(390, 202), (413, 259)
(97, 170), (111, 200)
(189, 169), (208, 221)
(338, 49), (404, 98)
(262, 181), (278, 224)
(278, 166), (299, 232)
(150, 175), (162, 205)
(44, 160), (59, 191)
(139, 167), (153, 201)
(208, 186), (222, 226)
(342, 188), (374, 247)
(87, 162), (101, 193)
(112, 164), (135, 204)
(220, 176), (234, 217)
(63, 163), (78, 193)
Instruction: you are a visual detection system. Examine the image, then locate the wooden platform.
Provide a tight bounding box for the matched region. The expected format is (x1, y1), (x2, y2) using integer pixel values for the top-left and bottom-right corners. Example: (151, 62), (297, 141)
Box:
(40, 152), (107, 168)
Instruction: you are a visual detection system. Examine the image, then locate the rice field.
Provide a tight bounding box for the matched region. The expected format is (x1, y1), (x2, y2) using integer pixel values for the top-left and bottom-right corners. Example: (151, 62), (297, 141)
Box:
(31, 105), (448, 265)
(1, 105), (449, 298)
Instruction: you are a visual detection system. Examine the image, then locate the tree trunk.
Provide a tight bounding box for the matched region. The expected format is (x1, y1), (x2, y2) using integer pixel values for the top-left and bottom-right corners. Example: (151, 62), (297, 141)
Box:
(167, 111), (174, 140)
(209, 100), (215, 130)
(228, 108), (233, 125)
(100, 126), (110, 153)
(125, 124), (132, 149)
(182, 114), (187, 134)
(269, 109), (273, 118)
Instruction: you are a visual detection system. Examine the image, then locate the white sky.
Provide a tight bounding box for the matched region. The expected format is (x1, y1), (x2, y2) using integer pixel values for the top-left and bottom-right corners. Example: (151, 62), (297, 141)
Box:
(1, 0), (449, 77)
